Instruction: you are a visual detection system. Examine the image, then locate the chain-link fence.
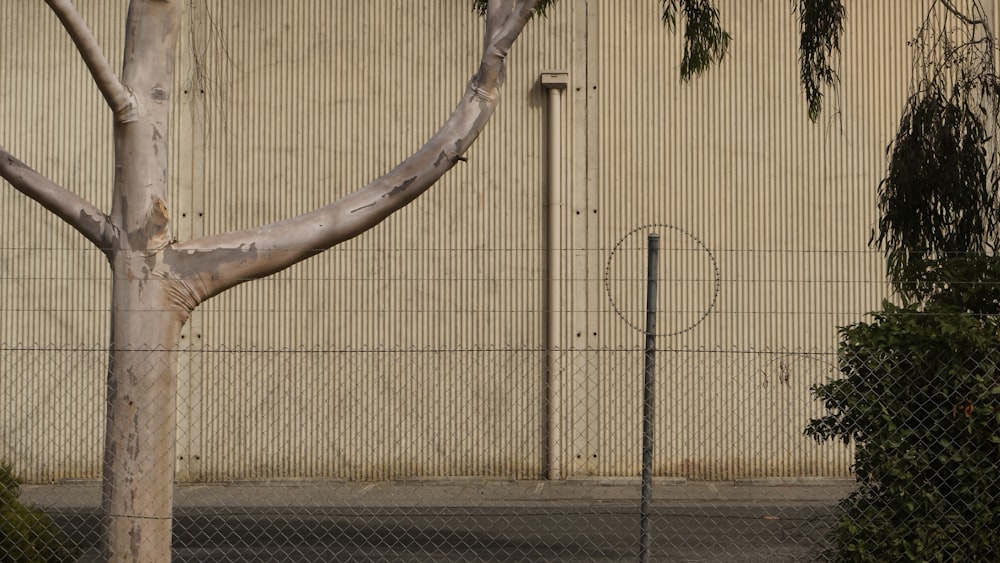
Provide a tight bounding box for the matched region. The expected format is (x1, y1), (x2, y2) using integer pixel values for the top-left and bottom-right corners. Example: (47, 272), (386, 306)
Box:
(1, 236), (997, 561)
(3, 339), (996, 561)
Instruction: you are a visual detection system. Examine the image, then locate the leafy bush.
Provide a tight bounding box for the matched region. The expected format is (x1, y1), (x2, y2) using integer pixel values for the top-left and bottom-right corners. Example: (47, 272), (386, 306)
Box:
(0, 463), (79, 563)
(897, 254), (1000, 314)
(807, 299), (1000, 562)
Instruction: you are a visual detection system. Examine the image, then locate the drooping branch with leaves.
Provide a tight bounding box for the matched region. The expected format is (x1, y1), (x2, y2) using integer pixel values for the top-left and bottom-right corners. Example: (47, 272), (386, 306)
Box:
(660, 0), (732, 79)
(874, 0), (1000, 299)
(476, 0), (846, 117)
(795, 0), (846, 121)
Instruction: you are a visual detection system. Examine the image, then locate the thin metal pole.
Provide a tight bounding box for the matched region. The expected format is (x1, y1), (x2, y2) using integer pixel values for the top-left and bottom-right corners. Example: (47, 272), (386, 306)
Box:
(541, 71), (568, 480)
(639, 233), (659, 563)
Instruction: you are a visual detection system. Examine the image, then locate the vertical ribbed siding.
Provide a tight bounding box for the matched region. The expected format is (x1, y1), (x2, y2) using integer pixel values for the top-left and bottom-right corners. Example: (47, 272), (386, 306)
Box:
(0, 1), (123, 480)
(583, 0), (925, 478)
(185, 1), (572, 480)
(195, 1), (565, 350)
(0, 1), (117, 344)
(2, 1), (935, 483)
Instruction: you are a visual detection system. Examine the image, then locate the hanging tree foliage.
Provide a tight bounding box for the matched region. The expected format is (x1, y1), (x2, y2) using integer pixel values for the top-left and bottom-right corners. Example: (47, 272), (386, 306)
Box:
(874, 0), (1000, 301)
(472, 0), (846, 121)
(796, 0), (846, 121)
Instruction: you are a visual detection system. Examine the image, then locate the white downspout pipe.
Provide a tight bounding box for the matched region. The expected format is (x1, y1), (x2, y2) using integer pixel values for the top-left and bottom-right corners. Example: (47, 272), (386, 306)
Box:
(541, 70), (568, 480)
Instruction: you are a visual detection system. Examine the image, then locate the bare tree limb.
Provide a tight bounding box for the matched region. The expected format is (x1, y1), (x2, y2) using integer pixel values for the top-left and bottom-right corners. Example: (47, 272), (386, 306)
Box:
(939, 0), (988, 27)
(45, 0), (136, 122)
(168, 0), (540, 303)
(0, 145), (114, 255)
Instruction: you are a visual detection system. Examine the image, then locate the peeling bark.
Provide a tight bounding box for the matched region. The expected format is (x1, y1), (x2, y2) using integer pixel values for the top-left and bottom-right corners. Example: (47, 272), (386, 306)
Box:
(102, 1), (182, 560)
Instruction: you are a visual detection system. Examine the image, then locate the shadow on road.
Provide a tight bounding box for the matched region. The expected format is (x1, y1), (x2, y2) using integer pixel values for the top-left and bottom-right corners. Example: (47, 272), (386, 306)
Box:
(53, 504), (837, 562)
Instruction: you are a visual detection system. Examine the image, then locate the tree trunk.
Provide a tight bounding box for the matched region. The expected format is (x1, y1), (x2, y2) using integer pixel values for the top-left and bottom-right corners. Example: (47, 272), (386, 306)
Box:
(103, 273), (186, 561)
(102, 2), (183, 559)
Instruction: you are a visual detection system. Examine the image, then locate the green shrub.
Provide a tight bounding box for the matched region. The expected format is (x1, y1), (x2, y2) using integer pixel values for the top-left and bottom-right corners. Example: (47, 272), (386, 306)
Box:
(0, 463), (79, 563)
(806, 300), (1000, 562)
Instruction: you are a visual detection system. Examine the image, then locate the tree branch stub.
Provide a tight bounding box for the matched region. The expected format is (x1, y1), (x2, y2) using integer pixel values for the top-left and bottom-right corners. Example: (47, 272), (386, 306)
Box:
(0, 145), (114, 255)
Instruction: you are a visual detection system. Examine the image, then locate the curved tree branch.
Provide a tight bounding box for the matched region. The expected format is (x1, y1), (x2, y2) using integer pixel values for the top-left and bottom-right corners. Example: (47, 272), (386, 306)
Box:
(939, 0), (988, 27)
(45, 0), (136, 122)
(167, 0), (539, 304)
(0, 145), (115, 255)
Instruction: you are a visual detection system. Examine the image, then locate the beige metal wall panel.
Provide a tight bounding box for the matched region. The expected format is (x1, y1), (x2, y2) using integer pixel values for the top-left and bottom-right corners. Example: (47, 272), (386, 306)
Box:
(0, 347), (106, 481)
(177, 1), (576, 480)
(2, 1), (942, 482)
(0, 1), (119, 345)
(575, 0), (926, 478)
(194, 348), (543, 481)
(191, 1), (569, 350)
(0, 1), (126, 480)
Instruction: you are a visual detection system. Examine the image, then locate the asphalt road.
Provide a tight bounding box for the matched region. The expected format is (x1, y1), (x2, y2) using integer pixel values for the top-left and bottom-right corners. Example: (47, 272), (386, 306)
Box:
(26, 479), (853, 562)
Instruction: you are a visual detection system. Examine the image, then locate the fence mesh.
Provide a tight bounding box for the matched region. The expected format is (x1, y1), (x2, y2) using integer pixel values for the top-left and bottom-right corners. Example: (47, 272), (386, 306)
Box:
(4, 341), (996, 561)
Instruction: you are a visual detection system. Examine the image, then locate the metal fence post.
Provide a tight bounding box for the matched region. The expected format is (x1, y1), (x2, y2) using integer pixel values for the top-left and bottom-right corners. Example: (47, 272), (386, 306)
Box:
(640, 232), (659, 563)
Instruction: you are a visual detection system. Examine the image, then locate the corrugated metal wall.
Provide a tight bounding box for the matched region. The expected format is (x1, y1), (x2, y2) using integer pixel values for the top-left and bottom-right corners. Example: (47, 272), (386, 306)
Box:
(1, 0), (122, 481)
(178, 0), (569, 480)
(0, 0), (944, 481)
(571, 0), (926, 477)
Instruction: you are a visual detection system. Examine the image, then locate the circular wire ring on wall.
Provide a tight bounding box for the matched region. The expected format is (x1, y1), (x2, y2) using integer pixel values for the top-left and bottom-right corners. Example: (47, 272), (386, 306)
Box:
(603, 223), (721, 336)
